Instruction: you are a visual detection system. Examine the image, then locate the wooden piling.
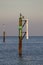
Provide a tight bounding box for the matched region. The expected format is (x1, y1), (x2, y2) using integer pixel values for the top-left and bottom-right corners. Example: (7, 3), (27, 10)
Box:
(18, 14), (22, 57)
(3, 31), (5, 42)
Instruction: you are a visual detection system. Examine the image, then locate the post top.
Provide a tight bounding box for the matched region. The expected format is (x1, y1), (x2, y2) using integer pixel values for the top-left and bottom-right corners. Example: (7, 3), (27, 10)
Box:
(19, 13), (24, 19)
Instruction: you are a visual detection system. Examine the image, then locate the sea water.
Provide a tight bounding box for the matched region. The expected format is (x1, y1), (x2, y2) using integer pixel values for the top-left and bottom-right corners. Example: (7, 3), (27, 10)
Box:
(0, 36), (43, 65)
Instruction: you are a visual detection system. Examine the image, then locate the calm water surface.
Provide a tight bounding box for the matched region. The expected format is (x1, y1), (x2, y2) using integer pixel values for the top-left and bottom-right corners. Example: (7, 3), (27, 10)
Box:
(0, 36), (43, 65)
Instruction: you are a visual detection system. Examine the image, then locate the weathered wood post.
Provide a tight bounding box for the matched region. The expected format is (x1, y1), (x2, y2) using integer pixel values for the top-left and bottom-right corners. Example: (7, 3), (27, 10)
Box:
(18, 13), (28, 57)
(18, 13), (22, 57)
(3, 24), (5, 42)
(3, 31), (5, 42)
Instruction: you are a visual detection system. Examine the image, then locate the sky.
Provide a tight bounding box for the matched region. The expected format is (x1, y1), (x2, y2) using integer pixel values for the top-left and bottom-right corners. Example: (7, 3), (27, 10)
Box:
(0, 0), (43, 36)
